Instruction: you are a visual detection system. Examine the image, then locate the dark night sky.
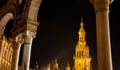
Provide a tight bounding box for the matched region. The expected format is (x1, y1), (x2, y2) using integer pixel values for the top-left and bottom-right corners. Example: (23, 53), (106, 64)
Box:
(31, 0), (97, 69)
(0, 0), (120, 70)
(28, 0), (120, 70)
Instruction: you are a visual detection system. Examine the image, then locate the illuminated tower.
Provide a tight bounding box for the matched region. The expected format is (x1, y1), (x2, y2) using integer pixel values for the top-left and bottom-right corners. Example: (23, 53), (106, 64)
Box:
(73, 18), (92, 70)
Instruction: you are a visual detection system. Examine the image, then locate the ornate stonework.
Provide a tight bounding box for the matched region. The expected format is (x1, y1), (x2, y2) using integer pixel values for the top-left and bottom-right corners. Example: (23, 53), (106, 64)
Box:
(27, 18), (39, 34)
(73, 19), (92, 70)
(90, 0), (113, 13)
(0, 35), (13, 70)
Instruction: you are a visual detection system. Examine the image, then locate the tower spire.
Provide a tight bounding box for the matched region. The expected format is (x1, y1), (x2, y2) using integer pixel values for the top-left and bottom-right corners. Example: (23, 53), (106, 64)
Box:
(73, 17), (92, 70)
(78, 17), (86, 42)
(80, 17), (84, 28)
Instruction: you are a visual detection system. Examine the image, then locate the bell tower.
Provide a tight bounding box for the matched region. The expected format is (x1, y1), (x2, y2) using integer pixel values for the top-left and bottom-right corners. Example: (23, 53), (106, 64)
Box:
(73, 18), (92, 70)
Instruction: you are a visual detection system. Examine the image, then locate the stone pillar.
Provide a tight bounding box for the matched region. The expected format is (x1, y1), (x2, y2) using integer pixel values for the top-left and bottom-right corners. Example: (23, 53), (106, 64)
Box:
(89, 0), (113, 70)
(22, 19), (39, 70)
(22, 31), (35, 70)
(11, 35), (24, 70)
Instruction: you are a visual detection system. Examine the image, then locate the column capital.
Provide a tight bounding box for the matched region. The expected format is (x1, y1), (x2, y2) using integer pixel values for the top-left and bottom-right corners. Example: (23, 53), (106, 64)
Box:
(12, 33), (24, 49)
(27, 18), (39, 33)
(23, 30), (36, 39)
(23, 19), (39, 40)
(15, 34), (24, 44)
(89, 0), (113, 13)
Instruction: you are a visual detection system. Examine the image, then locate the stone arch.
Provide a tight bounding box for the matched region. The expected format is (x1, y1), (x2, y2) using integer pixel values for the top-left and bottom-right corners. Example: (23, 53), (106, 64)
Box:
(28, 0), (42, 22)
(20, 0), (42, 70)
(0, 13), (14, 37)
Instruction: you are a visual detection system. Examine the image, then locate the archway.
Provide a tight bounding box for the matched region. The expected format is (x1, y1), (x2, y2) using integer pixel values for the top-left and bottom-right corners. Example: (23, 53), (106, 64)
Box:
(0, 13), (14, 70)
(0, 13), (13, 37)
(21, 0), (42, 70)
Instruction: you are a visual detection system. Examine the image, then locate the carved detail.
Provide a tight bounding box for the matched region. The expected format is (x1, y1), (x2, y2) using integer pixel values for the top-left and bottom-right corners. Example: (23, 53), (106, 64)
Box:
(22, 30), (36, 41)
(94, 0), (109, 13)
(89, 0), (113, 13)
(11, 33), (24, 49)
(27, 18), (39, 33)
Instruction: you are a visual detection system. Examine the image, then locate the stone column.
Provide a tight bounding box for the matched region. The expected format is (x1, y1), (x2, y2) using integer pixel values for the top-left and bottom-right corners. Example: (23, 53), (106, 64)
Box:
(11, 35), (24, 70)
(22, 19), (39, 70)
(89, 0), (113, 70)
(22, 31), (35, 70)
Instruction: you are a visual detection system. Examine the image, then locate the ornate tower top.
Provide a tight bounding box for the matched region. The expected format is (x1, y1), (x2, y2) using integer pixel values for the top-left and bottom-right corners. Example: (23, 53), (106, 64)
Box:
(79, 17), (85, 32)
(73, 17), (92, 70)
(78, 17), (86, 43)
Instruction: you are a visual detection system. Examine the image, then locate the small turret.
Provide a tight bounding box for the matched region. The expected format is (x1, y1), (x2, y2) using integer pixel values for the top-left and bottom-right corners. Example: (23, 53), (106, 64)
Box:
(47, 63), (51, 70)
(52, 58), (59, 70)
(35, 61), (39, 70)
(66, 62), (70, 70)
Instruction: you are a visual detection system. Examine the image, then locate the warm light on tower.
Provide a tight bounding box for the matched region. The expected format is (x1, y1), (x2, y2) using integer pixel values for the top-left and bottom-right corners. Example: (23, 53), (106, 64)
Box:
(73, 18), (92, 70)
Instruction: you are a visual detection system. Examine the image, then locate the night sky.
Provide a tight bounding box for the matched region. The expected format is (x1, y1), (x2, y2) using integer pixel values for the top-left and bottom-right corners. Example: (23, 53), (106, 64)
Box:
(0, 0), (120, 70)
(28, 0), (120, 70)
(31, 0), (97, 69)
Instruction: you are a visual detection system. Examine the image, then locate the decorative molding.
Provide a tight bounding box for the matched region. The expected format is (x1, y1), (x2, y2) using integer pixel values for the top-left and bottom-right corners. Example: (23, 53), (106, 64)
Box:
(22, 30), (36, 40)
(27, 18), (39, 33)
(90, 0), (113, 4)
(11, 33), (24, 49)
(94, 0), (109, 13)
(89, 0), (114, 13)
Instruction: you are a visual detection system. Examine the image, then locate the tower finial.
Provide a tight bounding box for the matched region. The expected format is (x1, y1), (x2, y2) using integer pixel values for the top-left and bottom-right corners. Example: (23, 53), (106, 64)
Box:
(81, 17), (83, 22)
(55, 58), (57, 63)
(80, 17), (84, 28)
(66, 62), (70, 70)
(35, 61), (39, 70)
(67, 62), (70, 66)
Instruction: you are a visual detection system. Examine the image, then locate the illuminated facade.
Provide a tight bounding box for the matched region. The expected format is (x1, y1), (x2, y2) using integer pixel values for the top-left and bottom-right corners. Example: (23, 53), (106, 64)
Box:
(73, 20), (92, 70)
(0, 35), (13, 70)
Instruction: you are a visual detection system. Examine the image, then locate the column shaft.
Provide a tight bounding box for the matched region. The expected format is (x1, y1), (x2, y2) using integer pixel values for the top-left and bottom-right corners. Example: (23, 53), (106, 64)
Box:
(96, 9), (112, 70)
(11, 45), (21, 70)
(11, 37), (23, 70)
(22, 31), (34, 70)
